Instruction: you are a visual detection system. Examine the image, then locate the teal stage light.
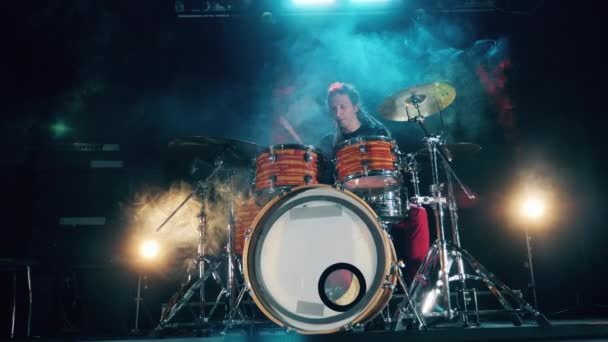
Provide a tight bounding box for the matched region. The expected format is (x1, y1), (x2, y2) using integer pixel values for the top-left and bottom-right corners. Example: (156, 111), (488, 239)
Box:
(50, 121), (71, 138)
(291, 0), (335, 5)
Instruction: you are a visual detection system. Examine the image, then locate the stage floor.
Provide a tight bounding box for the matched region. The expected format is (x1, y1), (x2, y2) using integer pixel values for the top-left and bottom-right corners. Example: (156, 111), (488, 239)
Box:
(67, 319), (608, 342)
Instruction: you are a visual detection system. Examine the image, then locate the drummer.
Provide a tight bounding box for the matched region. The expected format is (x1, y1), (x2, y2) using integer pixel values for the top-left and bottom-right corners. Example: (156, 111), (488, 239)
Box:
(319, 82), (430, 283)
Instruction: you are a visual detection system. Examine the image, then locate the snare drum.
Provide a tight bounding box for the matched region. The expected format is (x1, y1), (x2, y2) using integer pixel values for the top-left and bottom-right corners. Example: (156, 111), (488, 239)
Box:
(233, 197), (262, 256)
(254, 144), (321, 204)
(243, 185), (397, 334)
(361, 187), (409, 224)
(334, 136), (401, 193)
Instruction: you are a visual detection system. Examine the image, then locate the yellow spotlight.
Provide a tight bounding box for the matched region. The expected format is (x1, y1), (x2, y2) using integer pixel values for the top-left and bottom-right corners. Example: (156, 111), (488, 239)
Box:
(521, 197), (545, 220)
(140, 240), (159, 259)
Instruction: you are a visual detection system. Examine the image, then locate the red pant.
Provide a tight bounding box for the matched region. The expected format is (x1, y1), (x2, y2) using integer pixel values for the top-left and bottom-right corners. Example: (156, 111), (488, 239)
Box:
(324, 206), (430, 291)
(390, 206), (430, 283)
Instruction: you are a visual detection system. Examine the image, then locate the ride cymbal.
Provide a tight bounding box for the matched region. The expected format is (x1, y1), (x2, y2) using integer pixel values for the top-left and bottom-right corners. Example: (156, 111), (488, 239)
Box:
(378, 82), (456, 122)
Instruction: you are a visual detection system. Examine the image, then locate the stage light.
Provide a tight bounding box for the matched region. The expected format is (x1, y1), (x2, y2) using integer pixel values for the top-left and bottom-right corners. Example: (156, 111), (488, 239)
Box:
(510, 184), (554, 310)
(140, 240), (160, 260)
(351, 0), (392, 3)
(521, 197), (545, 220)
(509, 186), (552, 227)
(50, 121), (71, 138)
(291, 0), (335, 5)
(174, 0), (253, 18)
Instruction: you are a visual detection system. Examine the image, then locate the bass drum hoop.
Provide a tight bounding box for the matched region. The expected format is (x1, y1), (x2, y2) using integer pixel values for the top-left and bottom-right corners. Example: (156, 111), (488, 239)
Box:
(242, 184), (396, 334)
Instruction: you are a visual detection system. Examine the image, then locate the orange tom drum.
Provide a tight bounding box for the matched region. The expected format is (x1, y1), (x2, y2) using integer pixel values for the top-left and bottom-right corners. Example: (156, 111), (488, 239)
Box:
(254, 144), (321, 204)
(334, 136), (401, 192)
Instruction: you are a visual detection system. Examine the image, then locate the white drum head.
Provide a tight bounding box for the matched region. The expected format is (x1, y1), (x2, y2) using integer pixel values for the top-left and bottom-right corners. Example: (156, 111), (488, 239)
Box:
(244, 185), (391, 333)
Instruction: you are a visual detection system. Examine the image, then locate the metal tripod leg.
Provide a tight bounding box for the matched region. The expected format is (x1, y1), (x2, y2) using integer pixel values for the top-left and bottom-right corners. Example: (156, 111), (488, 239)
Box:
(410, 242), (551, 326)
(393, 263), (427, 331)
(455, 245), (551, 326)
(223, 283), (250, 333)
(409, 241), (441, 300)
(206, 288), (229, 321)
(156, 259), (222, 330)
(408, 241), (456, 319)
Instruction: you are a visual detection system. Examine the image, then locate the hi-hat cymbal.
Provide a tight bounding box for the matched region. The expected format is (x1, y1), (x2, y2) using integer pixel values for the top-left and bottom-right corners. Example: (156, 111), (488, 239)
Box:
(378, 82), (456, 121)
(415, 142), (481, 160)
(169, 136), (263, 167)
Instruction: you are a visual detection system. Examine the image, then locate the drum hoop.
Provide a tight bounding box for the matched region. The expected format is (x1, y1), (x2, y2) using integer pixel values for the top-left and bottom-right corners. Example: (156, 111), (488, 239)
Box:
(340, 170), (402, 184)
(262, 144), (322, 155)
(362, 189), (401, 200)
(334, 135), (395, 150)
(242, 185), (391, 330)
(254, 186), (293, 206)
(252, 195), (385, 324)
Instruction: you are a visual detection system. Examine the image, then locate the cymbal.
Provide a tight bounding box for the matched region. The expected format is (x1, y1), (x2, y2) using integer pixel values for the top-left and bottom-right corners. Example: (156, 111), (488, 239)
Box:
(168, 136), (263, 167)
(378, 82), (456, 121)
(415, 142), (481, 160)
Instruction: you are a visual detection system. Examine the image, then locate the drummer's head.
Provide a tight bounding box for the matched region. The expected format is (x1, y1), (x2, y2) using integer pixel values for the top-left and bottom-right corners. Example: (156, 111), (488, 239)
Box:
(327, 82), (361, 134)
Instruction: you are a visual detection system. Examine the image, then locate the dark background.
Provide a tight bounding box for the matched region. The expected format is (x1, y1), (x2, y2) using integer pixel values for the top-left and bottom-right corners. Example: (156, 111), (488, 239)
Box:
(0, 0), (606, 338)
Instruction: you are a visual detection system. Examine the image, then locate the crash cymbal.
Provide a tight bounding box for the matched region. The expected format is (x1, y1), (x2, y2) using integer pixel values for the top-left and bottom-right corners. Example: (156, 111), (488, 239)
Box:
(378, 82), (456, 122)
(415, 142), (481, 160)
(168, 136), (263, 167)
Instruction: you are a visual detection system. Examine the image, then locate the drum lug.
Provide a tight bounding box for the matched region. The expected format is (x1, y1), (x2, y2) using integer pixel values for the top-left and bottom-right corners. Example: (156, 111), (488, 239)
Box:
(383, 282), (396, 290)
(381, 221), (389, 231)
(269, 175), (277, 189)
(244, 227), (253, 241)
(304, 175), (312, 184)
(304, 151), (312, 163)
(358, 144), (367, 154)
(383, 275), (396, 290)
(361, 159), (369, 173)
(269, 152), (277, 163)
(346, 323), (365, 333)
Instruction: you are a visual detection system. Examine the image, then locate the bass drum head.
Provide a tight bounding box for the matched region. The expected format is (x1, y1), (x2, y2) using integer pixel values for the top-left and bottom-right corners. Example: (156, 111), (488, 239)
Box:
(243, 185), (394, 334)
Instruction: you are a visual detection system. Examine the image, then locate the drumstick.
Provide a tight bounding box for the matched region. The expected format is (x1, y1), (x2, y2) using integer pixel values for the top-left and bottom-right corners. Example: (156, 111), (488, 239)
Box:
(279, 116), (304, 144)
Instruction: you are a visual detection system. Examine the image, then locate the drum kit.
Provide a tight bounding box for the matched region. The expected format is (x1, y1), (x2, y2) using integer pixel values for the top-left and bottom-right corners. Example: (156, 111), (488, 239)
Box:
(153, 82), (550, 335)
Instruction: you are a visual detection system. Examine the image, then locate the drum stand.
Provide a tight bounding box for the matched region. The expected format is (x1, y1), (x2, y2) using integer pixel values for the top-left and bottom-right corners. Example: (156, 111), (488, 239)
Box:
(394, 101), (551, 329)
(153, 160), (251, 333)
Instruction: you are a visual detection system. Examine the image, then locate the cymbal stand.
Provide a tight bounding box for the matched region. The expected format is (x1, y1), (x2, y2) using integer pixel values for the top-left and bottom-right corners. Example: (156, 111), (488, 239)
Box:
(154, 160), (224, 330)
(394, 96), (550, 328)
(443, 151), (469, 325)
(402, 153), (422, 199)
(222, 169), (246, 327)
(209, 170), (252, 333)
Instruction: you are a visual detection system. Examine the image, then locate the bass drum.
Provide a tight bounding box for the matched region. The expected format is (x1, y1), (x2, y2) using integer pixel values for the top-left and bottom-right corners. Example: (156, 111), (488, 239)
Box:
(243, 185), (396, 334)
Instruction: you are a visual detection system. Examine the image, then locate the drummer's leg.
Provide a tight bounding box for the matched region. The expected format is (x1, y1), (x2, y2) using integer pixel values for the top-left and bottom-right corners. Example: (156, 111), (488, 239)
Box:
(404, 205), (430, 281)
(392, 205), (430, 283)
